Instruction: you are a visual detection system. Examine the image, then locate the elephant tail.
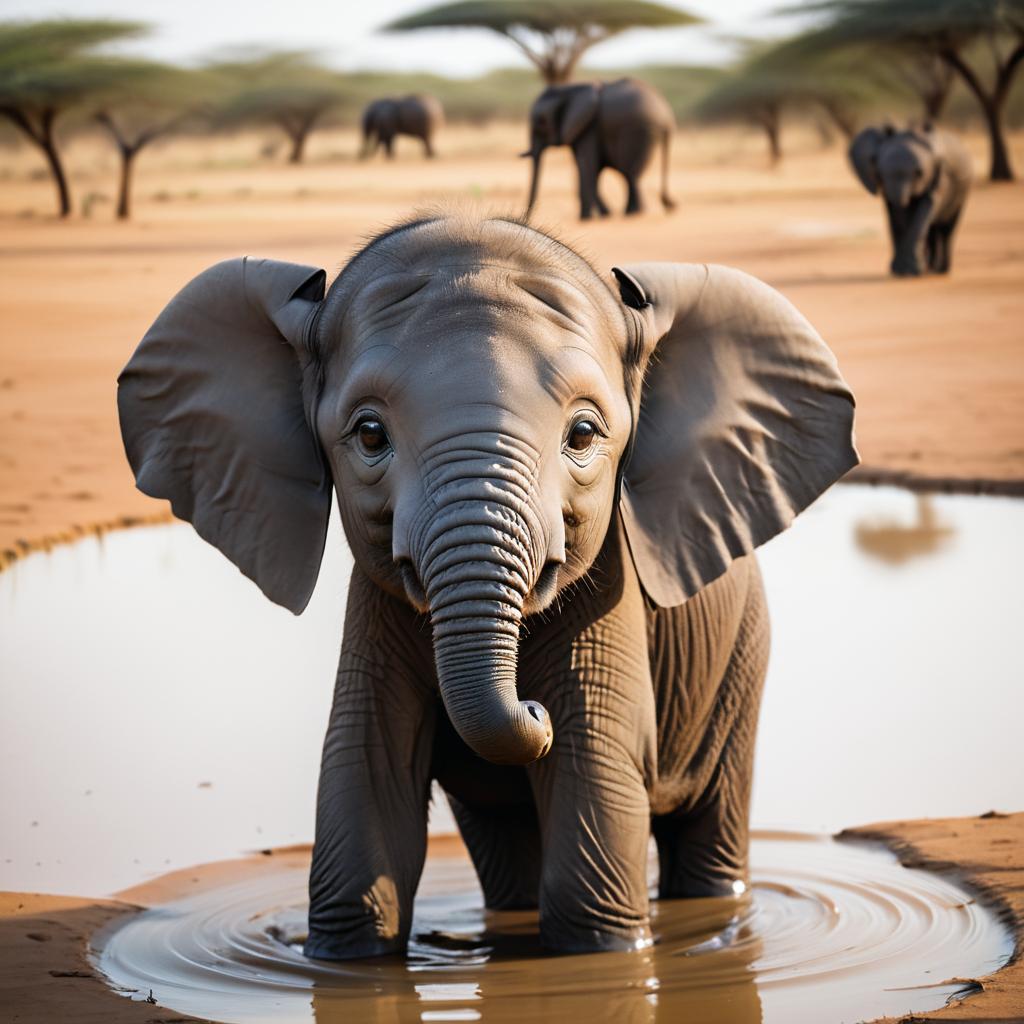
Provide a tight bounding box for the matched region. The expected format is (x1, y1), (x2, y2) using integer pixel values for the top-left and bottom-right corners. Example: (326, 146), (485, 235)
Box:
(660, 127), (676, 212)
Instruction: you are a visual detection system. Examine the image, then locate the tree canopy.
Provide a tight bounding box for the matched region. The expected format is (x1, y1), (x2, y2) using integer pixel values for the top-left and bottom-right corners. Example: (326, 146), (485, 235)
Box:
(0, 19), (144, 215)
(207, 52), (349, 163)
(384, 0), (701, 84)
(787, 0), (1024, 179)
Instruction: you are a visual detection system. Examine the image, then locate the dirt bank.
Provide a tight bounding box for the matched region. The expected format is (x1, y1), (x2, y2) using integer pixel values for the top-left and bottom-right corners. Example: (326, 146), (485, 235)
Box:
(844, 814), (1024, 1022)
(1, 124), (1023, 569)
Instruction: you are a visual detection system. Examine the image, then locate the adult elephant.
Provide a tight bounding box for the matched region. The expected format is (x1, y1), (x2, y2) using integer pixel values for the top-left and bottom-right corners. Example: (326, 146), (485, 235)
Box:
(361, 94), (443, 159)
(523, 78), (677, 219)
(118, 214), (857, 960)
(849, 123), (972, 276)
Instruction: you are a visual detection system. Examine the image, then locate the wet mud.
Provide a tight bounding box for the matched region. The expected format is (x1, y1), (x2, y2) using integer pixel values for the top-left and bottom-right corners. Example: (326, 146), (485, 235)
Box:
(94, 834), (1011, 1024)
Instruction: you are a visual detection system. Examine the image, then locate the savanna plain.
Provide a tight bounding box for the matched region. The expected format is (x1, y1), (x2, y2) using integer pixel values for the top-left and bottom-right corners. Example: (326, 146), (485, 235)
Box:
(1, 122), (1023, 1023)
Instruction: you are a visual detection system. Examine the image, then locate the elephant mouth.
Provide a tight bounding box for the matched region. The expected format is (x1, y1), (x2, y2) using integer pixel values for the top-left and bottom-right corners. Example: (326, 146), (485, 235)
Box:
(397, 559), (428, 612)
(522, 559), (561, 616)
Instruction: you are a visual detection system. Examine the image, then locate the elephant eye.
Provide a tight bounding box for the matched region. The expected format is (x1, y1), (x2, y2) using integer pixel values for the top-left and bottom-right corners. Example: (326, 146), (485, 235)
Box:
(355, 417), (390, 458)
(567, 419), (598, 452)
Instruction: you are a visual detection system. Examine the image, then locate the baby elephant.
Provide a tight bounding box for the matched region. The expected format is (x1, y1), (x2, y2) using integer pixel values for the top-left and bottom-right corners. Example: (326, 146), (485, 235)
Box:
(850, 123), (972, 276)
(118, 215), (857, 959)
(360, 94), (443, 159)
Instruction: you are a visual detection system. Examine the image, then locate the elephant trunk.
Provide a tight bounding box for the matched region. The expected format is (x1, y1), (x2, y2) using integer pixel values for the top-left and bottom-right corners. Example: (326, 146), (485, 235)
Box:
(418, 498), (553, 765)
(524, 150), (543, 218)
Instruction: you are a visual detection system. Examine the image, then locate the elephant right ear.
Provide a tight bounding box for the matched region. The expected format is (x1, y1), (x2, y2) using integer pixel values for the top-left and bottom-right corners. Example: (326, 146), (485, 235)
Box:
(117, 257), (331, 615)
(849, 126), (889, 194)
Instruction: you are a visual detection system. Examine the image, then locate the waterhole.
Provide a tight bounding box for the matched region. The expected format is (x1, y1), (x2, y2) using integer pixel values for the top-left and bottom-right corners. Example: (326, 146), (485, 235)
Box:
(93, 835), (1009, 1024)
(1, 485), (1020, 1021)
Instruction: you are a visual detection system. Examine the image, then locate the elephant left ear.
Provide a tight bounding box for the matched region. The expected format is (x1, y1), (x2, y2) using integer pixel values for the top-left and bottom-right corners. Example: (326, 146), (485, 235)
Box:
(612, 262), (858, 608)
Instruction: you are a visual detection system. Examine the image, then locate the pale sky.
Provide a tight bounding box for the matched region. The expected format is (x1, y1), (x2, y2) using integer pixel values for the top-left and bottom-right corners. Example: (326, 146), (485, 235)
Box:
(0, 0), (812, 74)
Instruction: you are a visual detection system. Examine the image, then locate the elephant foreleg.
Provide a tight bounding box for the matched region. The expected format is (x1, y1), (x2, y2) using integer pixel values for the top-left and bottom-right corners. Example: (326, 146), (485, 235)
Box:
(305, 571), (435, 960)
(522, 530), (657, 952)
(891, 195), (935, 277)
(572, 136), (603, 220)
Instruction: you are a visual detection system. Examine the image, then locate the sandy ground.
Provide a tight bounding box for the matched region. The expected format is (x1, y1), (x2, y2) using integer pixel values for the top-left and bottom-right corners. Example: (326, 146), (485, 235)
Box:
(1, 122), (1022, 1020)
(1, 123), (1023, 566)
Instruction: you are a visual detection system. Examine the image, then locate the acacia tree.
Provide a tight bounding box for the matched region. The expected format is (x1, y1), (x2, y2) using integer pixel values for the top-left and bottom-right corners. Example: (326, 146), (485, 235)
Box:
(385, 0), (701, 85)
(0, 19), (143, 216)
(209, 52), (348, 164)
(695, 70), (795, 164)
(91, 63), (208, 219)
(794, 0), (1024, 180)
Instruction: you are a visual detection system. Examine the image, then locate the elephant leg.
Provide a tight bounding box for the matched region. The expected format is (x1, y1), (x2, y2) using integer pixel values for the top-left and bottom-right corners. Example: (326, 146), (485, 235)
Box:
(305, 570), (436, 960)
(595, 186), (611, 217)
(522, 528), (657, 952)
(624, 172), (644, 215)
(931, 212), (960, 274)
(447, 796), (542, 909)
(423, 135), (435, 158)
(383, 135), (395, 160)
(572, 136), (602, 220)
(653, 578), (768, 899)
(891, 195), (934, 277)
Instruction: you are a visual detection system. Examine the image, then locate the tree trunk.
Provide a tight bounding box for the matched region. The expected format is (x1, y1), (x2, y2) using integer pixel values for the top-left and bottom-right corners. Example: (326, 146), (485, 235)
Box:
(40, 131), (72, 218)
(288, 128), (308, 164)
(982, 97), (1014, 181)
(1, 107), (72, 217)
(762, 112), (781, 167)
(116, 146), (136, 220)
(941, 47), (1017, 182)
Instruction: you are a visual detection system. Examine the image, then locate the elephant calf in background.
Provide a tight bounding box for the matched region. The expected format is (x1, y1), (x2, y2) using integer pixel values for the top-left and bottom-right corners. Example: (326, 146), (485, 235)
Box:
(360, 94), (443, 159)
(118, 214), (857, 959)
(850, 123), (972, 277)
(524, 78), (677, 219)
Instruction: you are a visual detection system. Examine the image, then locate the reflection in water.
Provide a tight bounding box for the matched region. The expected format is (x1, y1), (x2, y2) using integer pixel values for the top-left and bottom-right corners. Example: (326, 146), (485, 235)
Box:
(95, 835), (1010, 1024)
(854, 495), (955, 565)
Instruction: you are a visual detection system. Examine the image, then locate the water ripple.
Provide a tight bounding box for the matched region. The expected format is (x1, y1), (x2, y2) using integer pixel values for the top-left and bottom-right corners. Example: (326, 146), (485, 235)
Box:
(94, 833), (1011, 1024)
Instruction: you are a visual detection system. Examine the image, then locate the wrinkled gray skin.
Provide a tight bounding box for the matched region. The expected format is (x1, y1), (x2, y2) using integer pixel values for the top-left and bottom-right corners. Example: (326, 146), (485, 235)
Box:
(849, 124), (972, 277)
(117, 216), (857, 960)
(360, 94), (443, 159)
(524, 78), (676, 219)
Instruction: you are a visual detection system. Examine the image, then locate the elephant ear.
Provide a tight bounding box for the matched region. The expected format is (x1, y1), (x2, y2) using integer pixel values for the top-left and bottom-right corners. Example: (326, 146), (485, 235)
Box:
(612, 262), (858, 608)
(560, 85), (599, 145)
(117, 257), (330, 615)
(849, 126), (890, 194)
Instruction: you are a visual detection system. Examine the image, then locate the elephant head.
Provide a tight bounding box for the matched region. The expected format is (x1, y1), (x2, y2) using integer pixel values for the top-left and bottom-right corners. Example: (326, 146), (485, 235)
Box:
(522, 83), (600, 215)
(849, 124), (941, 208)
(118, 216), (857, 767)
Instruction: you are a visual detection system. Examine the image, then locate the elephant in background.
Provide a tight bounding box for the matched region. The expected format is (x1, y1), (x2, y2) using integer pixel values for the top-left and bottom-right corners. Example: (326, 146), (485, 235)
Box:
(849, 123), (972, 276)
(523, 78), (677, 219)
(117, 214), (857, 960)
(360, 94), (443, 159)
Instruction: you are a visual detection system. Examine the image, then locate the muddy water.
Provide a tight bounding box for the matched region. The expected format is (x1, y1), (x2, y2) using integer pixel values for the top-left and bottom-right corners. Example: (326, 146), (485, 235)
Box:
(1, 486), (1020, 896)
(94, 835), (1010, 1024)
(1, 486), (1021, 1021)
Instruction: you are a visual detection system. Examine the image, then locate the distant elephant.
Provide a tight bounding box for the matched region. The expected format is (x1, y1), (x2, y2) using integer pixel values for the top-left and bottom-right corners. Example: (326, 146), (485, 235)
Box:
(849, 124), (972, 276)
(523, 78), (677, 219)
(118, 215), (857, 960)
(360, 94), (443, 159)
